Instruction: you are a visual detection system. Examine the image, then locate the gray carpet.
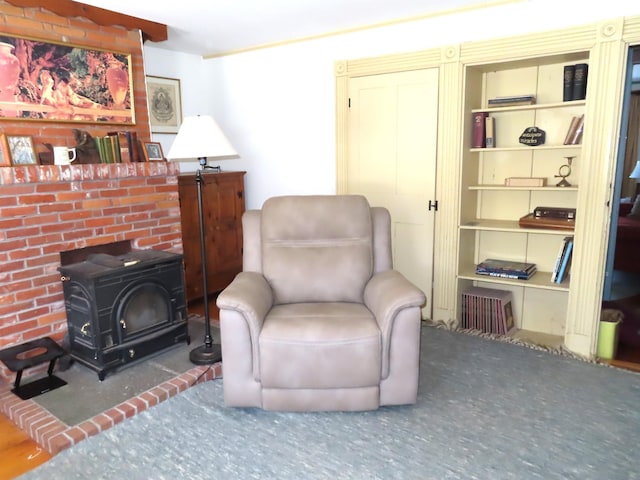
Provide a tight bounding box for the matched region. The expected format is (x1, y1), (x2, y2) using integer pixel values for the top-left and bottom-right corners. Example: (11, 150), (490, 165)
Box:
(19, 326), (640, 480)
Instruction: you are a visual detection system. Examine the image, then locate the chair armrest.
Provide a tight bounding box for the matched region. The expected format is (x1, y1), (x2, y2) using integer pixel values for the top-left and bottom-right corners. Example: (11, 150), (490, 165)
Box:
(364, 270), (426, 378)
(216, 272), (273, 342)
(365, 270), (426, 333)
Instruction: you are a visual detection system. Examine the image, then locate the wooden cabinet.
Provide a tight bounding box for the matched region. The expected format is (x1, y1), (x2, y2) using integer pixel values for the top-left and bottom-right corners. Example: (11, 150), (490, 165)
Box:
(178, 171), (246, 302)
(457, 53), (589, 347)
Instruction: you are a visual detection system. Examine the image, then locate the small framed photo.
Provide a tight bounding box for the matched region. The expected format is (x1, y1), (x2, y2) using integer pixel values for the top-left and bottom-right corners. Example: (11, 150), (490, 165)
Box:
(142, 141), (165, 162)
(7, 135), (38, 166)
(146, 76), (182, 134)
(0, 134), (10, 167)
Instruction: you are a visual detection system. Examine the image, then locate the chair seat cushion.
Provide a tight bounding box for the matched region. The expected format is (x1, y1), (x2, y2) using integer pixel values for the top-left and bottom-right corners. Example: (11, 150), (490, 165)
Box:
(259, 303), (381, 389)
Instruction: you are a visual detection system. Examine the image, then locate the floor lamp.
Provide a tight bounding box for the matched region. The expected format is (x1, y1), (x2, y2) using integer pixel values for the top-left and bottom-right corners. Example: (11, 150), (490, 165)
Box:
(167, 115), (238, 364)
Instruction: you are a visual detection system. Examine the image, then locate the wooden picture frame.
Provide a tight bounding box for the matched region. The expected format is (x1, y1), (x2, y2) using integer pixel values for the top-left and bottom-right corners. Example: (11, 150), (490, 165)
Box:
(7, 135), (38, 165)
(0, 34), (134, 124)
(0, 134), (10, 167)
(146, 76), (182, 133)
(142, 141), (165, 162)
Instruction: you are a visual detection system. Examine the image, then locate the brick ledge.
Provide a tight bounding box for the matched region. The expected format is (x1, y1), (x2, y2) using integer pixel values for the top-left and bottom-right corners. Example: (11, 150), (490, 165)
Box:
(0, 362), (221, 455)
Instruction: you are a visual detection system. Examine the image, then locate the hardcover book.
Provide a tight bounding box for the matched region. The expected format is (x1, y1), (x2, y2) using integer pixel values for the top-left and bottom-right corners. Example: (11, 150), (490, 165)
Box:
(551, 236), (572, 282)
(571, 63), (588, 101)
(563, 65), (575, 102)
(555, 237), (574, 283)
(472, 111), (488, 148)
(485, 116), (495, 148)
(564, 114), (584, 145)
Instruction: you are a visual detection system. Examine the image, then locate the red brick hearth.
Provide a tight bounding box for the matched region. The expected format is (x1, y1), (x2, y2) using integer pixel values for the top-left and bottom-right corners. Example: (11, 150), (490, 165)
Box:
(0, 162), (184, 383)
(0, 363), (221, 454)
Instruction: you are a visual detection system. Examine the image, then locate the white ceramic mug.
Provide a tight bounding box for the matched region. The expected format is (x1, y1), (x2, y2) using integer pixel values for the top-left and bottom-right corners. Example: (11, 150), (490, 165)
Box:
(53, 146), (77, 165)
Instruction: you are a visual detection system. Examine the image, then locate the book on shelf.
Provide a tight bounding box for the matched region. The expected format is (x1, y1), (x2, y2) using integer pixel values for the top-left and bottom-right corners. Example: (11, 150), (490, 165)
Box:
(107, 131), (133, 163)
(571, 63), (588, 101)
(551, 236), (572, 282)
(563, 114), (584, 145)
(563, 65), (575, 102)
(475, 258), (537, 279)
(487, 94), (536, 107)
(505, 177), (546, 187)
(461, 286), (516, 335)
(485, 116), (495, 148)
(472, 111), (488, 148)
(555, 237), (574, 283)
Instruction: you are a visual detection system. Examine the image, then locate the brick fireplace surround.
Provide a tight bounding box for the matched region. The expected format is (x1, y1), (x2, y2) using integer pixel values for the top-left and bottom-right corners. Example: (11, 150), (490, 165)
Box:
(0, 1), (223, 456)
(0, 162), (220, 454)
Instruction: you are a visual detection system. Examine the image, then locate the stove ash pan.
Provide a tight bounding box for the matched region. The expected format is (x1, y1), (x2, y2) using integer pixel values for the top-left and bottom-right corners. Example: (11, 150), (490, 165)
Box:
(58, 250), (190, 380)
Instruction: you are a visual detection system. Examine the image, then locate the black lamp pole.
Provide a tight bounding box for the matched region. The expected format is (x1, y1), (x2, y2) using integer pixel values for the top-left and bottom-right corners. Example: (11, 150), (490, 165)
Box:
(189, 159), (222, 364)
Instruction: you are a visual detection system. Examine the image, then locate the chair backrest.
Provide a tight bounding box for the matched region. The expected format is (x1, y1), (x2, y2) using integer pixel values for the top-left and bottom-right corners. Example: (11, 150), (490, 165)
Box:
(246, 195), (385, 305)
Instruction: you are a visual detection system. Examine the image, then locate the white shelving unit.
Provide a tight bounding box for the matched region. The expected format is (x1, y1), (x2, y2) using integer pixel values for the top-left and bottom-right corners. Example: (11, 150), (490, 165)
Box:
(457, 52), (589, 345)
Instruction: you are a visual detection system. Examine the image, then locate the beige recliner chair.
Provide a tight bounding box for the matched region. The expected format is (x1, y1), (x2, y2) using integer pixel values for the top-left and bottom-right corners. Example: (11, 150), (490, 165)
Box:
(216, 195), (426, 411)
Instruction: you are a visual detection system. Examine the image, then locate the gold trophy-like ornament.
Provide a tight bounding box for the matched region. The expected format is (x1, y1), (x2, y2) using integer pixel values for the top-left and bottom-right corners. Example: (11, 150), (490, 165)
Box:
(555, 156), (575, 187)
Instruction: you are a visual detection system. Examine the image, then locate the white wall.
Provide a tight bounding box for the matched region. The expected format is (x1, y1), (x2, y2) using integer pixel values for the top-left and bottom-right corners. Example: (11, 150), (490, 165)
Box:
(145, 0), (640, 209)
(143, 47), (214, 171)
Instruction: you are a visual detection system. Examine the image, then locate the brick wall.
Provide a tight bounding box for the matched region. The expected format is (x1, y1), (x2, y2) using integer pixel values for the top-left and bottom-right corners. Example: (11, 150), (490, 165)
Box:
(0, 3), (184, 384)
(0, 1), (151, 148)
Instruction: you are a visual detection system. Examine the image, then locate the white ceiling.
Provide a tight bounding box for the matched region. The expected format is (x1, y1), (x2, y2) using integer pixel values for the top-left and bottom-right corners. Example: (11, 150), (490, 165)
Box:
(72, 0), (500, 57)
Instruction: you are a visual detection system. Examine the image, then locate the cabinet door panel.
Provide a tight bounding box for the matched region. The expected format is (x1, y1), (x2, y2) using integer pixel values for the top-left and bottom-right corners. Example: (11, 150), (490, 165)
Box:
(178, 172), (245, 302)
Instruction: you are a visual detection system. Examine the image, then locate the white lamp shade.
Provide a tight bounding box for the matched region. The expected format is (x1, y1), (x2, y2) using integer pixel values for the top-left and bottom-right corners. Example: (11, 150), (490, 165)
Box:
(630, 160), (640, 179)
(166, 115), (237, 160)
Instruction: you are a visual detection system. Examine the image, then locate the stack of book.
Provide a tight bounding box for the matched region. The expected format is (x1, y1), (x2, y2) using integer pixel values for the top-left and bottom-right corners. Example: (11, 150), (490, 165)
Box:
(461, 286), (516, 335)
(551, 236), (574, 283)
(475, 258), (537, 280)
(487, 94), (536, 107)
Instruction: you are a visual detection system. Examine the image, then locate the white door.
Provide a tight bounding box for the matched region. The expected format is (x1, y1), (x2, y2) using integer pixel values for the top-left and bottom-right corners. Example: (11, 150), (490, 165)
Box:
(347, 68), (439, 318)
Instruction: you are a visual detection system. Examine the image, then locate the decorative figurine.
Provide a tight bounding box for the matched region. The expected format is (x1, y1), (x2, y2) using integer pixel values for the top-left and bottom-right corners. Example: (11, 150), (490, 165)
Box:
(555, 156), (575, 187)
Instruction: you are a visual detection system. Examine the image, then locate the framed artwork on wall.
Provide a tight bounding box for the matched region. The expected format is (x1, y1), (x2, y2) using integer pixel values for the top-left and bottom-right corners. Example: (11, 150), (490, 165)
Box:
(142, 141), (165, 161)
(0, 34), (134, 124)
(7, 135), (37, 165)
(0, 134), (10, 166)
(146, 76), (183, 134)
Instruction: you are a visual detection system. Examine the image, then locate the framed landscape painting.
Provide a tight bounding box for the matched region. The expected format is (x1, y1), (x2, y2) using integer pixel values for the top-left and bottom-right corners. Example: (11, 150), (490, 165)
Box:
(146, 76), (182, 133)
(0, 34), (134, 124)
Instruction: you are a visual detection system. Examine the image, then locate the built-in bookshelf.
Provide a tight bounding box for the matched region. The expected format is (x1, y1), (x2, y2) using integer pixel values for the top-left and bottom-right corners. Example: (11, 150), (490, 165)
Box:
(457, 52), (588, 345)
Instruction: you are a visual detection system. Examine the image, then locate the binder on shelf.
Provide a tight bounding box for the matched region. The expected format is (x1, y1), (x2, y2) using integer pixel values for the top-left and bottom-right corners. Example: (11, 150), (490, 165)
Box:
(461, 286), (516, 335)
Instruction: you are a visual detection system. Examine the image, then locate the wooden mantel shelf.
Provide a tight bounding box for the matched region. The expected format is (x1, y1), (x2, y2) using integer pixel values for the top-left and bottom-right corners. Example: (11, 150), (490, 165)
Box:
(5, 0), (168, 43)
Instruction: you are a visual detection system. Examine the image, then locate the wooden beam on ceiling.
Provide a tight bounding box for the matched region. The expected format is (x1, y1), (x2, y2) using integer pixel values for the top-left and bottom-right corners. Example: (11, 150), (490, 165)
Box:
(5, 0), (168, 43)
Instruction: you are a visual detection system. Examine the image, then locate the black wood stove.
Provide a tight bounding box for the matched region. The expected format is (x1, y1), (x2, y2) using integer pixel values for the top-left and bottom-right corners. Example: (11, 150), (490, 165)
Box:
(58, 250), (189, 380)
